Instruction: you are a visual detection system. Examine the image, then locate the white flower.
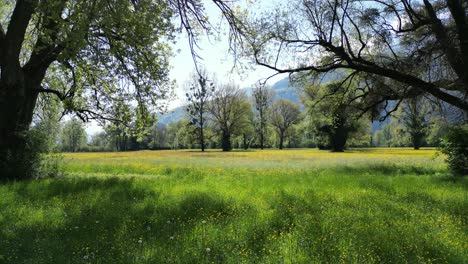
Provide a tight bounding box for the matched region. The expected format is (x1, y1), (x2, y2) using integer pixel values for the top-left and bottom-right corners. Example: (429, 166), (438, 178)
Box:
(170, 236), (174, 240)
(202, 220), (206, 224)
(95, 221), (99, 224)
(206, 247), (211, 253)
(138, 239), (143, 243)
(83, 255), (89, 260)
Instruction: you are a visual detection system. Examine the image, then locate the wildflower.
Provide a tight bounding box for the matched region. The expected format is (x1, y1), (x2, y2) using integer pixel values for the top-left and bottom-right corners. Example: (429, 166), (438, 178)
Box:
(202, 220), (206, 224)
(83, 255), (89, 260)
(206, 247), (211, 253)
(95, 221), (99, 224)
(170, 236), (174, 240)
(138, 239), (143, 243)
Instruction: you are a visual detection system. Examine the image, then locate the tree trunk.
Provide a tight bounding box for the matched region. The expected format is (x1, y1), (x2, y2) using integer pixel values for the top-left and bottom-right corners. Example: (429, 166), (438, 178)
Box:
(243, 133), (247, 150)
(412, 134), (422, 150)
(279, 131), (284, 150)
(0, 78), (39, 181)
(221, 130), (231, 151)
(330, 128), (347, 152)
(200, 126), (205, 152)
(260, 121), (265, 150)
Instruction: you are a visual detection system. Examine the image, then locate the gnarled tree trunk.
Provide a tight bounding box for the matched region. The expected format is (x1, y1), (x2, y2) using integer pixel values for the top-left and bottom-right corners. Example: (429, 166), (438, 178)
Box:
(0, 70), (40, 180)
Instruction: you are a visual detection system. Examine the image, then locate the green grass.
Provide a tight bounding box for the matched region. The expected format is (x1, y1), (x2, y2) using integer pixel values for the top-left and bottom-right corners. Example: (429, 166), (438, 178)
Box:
(0, 148), (467, 263)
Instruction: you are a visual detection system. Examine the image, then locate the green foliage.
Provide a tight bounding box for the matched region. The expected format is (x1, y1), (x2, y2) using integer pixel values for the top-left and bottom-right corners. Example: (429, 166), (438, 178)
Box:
(208, 84), (252, 151)
(270, 99), (301, 149)
(304, 80), (370, 151)
(185, 69), (215, 151)
(427, 116), (450, 146)
(61, 118), (87, 152)
(440, 124), (468, 176)
(252, 84), (274, 149)
(401, 98), (431, 149)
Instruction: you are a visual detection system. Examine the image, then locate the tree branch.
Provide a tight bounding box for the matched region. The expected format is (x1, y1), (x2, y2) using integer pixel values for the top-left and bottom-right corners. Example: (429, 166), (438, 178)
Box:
(34, 87), (66, 100)
(423, 0), (465, 83)
(4, 0), (36, 64)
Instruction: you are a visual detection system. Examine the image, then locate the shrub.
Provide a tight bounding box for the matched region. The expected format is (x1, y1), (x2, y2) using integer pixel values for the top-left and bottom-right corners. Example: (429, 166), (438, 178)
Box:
(440, 124), (468, 176)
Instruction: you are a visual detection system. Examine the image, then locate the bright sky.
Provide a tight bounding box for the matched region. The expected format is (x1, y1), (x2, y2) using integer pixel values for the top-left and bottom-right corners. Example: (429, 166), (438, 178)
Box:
(167, 1), (282, 109)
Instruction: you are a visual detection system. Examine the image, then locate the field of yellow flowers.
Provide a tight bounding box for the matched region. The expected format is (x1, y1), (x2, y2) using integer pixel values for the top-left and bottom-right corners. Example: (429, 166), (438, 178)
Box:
(0, 148), (466, 263)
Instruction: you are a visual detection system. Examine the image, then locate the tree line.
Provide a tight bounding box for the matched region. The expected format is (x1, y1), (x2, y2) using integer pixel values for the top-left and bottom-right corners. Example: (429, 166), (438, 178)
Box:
(39, 71), (459, 153)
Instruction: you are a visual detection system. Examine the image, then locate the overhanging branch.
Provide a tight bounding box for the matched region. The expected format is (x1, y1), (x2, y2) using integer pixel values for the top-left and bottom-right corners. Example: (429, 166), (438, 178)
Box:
(34, 87), (66, 100)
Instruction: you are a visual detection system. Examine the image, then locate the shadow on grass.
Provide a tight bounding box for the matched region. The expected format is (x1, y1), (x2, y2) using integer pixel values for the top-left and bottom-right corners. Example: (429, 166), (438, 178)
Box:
(0, 176), (466, 263)
(332, 163), (444, 176)
(0, 177), (241, 263)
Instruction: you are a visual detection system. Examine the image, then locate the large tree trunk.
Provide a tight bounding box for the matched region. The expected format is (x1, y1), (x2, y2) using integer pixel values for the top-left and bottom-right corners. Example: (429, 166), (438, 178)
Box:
(329, 127), (348, 152)
(221, 130), (231, 151)
(411, 133), (423, 150)
(0, 76), (39, 181)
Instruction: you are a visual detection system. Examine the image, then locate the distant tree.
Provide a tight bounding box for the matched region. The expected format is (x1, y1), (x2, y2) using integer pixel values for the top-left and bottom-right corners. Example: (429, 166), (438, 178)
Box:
(304, 81), (370, 152)
(89, 132), (109, 151)
(185, 69), (215, 152)
(401, 98), (431, 150)
(166, 120), (195, 150)
(105, 101), (155, 151)
(236, 106), (255, 150)
(140, 122), (168, 150)
(31, 95), (62, 153)
(61, 118), (86, 152)
(208, 84), (251, 151)
(252, 83), (274, 149)
(427, 116), (450, 147)
(270, 99), (301, 150)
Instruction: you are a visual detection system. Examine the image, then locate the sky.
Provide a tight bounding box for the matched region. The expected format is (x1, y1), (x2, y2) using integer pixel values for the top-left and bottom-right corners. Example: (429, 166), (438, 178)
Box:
(167, 1), (282, 109)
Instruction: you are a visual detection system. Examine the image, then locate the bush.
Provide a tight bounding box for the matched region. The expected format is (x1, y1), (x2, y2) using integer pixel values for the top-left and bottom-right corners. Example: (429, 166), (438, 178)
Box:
(27, 126), (64, 179)
(440, 124), (468, 176)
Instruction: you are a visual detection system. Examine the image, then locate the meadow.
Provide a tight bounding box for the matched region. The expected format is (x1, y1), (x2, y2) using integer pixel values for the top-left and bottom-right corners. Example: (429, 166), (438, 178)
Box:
(0, 148), (467, 263)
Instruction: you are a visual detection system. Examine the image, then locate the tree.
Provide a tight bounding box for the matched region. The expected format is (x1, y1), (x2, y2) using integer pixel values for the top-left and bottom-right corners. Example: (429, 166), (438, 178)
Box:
(61, 118), (86, 152)
(304, 81), (370, 152)
(270, 99), (301, 150)
(146, 123), (168, 150)
(89, 131), (109, 151)
(401, 98), (431, 149)
(208, 84), (251, 151)
(252, 83), (274, 149)
(234, 0), (468, 114)
(185, 69), (215, 152)
(0, 0), (238, 180)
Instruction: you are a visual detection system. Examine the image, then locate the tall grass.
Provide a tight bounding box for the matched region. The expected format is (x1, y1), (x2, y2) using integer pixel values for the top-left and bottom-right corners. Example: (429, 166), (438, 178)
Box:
(0, 148), (466, 263)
